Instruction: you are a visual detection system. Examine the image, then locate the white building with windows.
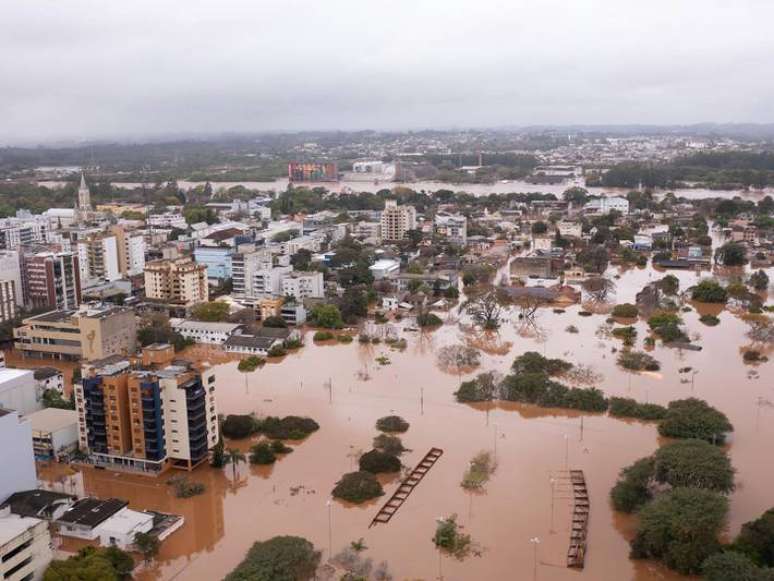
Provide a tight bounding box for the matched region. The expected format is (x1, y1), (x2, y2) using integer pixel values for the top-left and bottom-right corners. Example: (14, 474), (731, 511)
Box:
(0, 410), (36, 504)
(0, 512), (52, 581)
(0, 370), (41, 417)
(583, 196), (629, 215)
(170, 319), (243, 345)
(380, 200), (416, 241)
(280, 271), (324, 300)
(434, 214), (468, 246)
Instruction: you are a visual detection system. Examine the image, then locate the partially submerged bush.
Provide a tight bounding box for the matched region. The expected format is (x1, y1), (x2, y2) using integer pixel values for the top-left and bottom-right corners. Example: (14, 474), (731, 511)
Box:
(238, 355), (265, 373)
(610, 457), (655, 513)
(433, 514), (473, 559)
(700, 314), (720, 326)
(222, 414), (258, 439)
(461, 451), (495, 490)
(511, 351), (573, 376)
(691, 279), (728, 304)
(608, 397), (667, 421)
(373, 434), (406, 456)
(653, 439), (735, 493)
(417, 313), (443, 328)
(617, 350), (660, 371)
(332, 471), (384, 503)
(225, 535), (320, 581)
(313, 330), (335, 341)
(454, 372), (500, 402)
(630, 487), (728, 574)
(658, 398), (733, 444)
(612, 303), (639, 318)
(611, 326), (637, 346)
(359, 449), (401, 474)
(250, 442), (277, 465)
(375, 415), (409, 433)
(258, 416), (320, 440)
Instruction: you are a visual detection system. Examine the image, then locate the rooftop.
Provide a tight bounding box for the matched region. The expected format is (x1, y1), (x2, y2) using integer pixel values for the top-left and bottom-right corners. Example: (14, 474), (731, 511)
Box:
(1, 490), (75, 519)
(57, 498), (128, 528)
(33, 367), (62, 381)
(0, 368), (34, 385)
(0, 513), (44, 545)
(27, 407), (78, 433)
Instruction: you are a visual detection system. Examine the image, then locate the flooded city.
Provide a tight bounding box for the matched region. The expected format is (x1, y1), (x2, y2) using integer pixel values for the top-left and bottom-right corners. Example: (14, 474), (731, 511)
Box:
(32, 260), (772, 581)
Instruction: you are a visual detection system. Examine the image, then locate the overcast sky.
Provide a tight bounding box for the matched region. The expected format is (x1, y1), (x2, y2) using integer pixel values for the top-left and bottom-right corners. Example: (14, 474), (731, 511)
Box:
(2, 0), (773, 144)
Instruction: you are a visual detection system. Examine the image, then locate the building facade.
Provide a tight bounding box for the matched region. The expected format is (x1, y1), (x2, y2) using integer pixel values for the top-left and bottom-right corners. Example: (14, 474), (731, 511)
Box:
(0, 513), (52, 581)
(22, 251), (81, 311)
(13, 305), (137, 361)
(144, 256), (209, 307)
(380, 200), (416, 241)
(0, 251), (23, 308)
(434, 214), (468, 246)
(0, 410), (36, 504)
(280, 271), (324, 300)
(76, 345), (219, 473)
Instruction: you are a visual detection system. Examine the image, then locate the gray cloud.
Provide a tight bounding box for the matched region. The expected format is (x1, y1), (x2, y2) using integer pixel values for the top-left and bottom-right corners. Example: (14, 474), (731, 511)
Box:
(1, 0), (773, 143)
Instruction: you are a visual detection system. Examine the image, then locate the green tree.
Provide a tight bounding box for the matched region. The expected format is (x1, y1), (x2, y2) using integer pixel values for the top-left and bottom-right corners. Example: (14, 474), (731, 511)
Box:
(750, 270), (770, 291)
(134, 532), (160, 564)
(653, 439), (735, 493)
(44, 546), (134, 581)
(658, 398), (733, 444)
(358, 449), (401, 474)
(692, 279), (729, 303)
(734, 508), (774, 566)
(190, 301), (231, 322)
(715, 242), (748, 266)
(610, 457), (655, 513)
(225, 536), (321, 581)
(309, 303), (344, 328)
(630, 487), (728, 574)
(702, 551), (774, 581)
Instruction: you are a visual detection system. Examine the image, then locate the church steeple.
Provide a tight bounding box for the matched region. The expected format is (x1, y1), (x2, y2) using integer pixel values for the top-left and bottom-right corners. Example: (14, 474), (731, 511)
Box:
(77, 171), (91, 212)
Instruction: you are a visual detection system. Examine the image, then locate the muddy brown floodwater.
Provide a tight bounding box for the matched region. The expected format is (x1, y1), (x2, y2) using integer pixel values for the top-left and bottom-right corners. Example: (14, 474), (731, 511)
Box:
(37, 263), (772, 581)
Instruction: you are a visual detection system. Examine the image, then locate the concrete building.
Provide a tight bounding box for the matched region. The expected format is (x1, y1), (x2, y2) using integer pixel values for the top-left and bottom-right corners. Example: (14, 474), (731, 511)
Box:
(369, 258), (400, 280)
(0, 251), (23, 308)
(0, 511), (52, 581)
(76, 345), (219, 473)
(193, 246), (233, 281)
(434, 214), (468, 246)
(280, 271), (324, 300)
(27, 408), (79, 460)
(21, 251), (81, 311)
(33, 368), (64, 395)
(380, 200), (416, 241)
(77, 233), (121, 286)
(144, 255), (209, 307)
(13, 305), (137, 361)
(0, 280), (17, 324)
(55, 497), (155, 550)
(232, 250), (290, 300)
(584, 196), (629, 215)
(0, 217), (50, 251)
(109, 225), (146, 277)
(0, 370), (40, 416)
(170, 319), (242, 345)
(147, 212), (187, 230)
(0, 410), (36, 504)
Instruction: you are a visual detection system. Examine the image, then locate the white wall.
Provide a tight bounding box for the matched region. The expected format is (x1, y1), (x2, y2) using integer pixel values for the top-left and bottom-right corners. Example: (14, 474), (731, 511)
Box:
(0, 411), (37, 504)
(0, 369), (41, 416)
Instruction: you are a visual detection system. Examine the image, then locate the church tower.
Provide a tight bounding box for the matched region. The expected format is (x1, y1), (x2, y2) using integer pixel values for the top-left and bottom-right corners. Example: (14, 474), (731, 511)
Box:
(77, 171), (92, 211)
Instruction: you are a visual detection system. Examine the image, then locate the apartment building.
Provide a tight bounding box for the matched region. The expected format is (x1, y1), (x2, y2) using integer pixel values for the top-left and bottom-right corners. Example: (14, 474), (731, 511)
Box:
(0, 217), (49, 251)
(280, 271), (324, 300)
(0, 251), (23, 308)
(144, 255), (208, 307)
(0, 410), (36, 504)
(21, 251), (81, 311)
(434, 214), (468, 246)
(77, 234), (121, 286)
(109, 225), (146, 277)
(0, 281), (17, 324)
(232, 249), (291, 300)
(0, 513), (52, 581)
(13, 305), (137, 361)
(76, 345), (219, 473)
(380, 200), (416, 241)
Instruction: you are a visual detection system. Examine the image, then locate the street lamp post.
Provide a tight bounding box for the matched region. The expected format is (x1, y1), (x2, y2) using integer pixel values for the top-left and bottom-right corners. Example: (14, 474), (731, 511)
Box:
(563, 434), (570, 471)
(326, 499), (333, 560)
(529, 537), (541, 580)
(549, 477), (556, 534)
(493, 423), (499, 463)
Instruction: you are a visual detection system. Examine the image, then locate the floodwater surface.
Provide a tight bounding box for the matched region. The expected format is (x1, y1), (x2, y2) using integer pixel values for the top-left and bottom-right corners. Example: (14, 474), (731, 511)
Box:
(38, 264), (772, 581)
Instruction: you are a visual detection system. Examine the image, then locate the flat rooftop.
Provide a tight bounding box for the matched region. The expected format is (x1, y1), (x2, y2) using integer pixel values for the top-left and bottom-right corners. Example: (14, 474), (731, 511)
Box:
(0, 513), (43, 545)
(57, 498), (128, 528)
(28, 310), (75, 324)
(27, 407), (78, 433)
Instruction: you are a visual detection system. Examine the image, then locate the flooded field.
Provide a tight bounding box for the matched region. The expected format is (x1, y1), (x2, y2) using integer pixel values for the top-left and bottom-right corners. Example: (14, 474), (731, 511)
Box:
(37, 264), (772, 581)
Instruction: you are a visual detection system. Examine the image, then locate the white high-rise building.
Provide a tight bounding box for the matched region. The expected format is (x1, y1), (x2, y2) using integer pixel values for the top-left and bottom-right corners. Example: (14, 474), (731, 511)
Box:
(380, 200), (416, 241)
(0, 410), (36, 504)
(232, 249), (291, 300)
(77, 234), (121, 286)
(0, 513), (52, 581)
(0, 250), (22, 308)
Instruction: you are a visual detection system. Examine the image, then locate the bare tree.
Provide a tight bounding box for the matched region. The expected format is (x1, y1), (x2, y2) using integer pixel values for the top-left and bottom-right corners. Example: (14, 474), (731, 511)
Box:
(582, 276), (616, 304)
(461, 290), (506, 330)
